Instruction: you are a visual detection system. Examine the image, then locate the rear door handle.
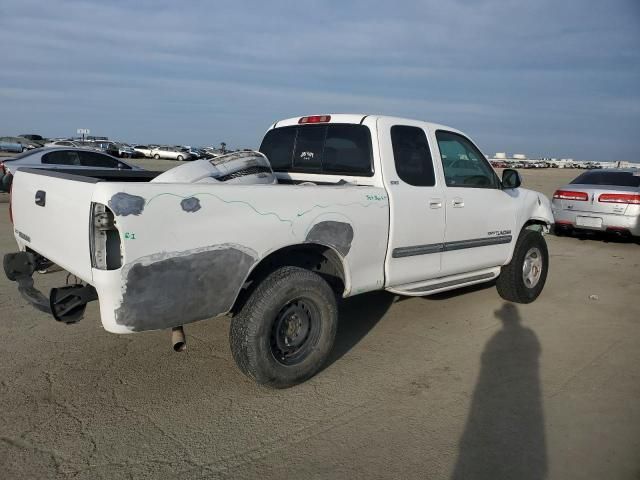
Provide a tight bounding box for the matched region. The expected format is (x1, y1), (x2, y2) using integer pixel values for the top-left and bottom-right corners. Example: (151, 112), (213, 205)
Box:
(429, 199), (442, 209)
(35, 190), (46, 207)
(452, 198), (464, 208)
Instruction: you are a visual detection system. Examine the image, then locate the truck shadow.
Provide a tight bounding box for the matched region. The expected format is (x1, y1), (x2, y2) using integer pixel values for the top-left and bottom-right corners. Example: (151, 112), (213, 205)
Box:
(326, 282), (496, 369)
(451, 302), (547, 480)
(324, 291), (395, 368)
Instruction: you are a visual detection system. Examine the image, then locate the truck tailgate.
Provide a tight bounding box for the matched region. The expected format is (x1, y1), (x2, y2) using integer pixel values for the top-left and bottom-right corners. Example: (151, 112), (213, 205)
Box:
(11, 169), (97, 282)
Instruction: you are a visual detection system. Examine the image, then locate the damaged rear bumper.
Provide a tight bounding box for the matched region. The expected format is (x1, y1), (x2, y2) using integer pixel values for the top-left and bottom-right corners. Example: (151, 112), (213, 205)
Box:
(3, 251), (98, 323)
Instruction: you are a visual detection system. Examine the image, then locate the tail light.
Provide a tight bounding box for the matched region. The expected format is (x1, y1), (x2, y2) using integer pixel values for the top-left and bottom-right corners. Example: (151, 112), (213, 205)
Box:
(299, 115), (331, 124)
(553, 190), (589, 201)
(91, 203), (121, 270)
(598, 193), (640, 204)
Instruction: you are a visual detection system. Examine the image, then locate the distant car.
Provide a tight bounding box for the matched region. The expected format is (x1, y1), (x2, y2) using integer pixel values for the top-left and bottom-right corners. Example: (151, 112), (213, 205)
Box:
(133, 145), (154, 158)
(106, 143), (139, 158)
(0, 147), (143, 192)
(149, 146), (191, 161)
(20, 134), (45, 141)
(0, 141), (25, 153)
(0, 136), (41, 151)
(45, 140), (82, 148)
(552, 169), (640, 238)
(184, 147), (204, 159)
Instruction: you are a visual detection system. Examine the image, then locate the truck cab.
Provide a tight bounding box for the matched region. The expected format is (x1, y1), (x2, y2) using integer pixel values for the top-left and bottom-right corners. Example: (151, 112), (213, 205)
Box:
(260, 115), (551, 293)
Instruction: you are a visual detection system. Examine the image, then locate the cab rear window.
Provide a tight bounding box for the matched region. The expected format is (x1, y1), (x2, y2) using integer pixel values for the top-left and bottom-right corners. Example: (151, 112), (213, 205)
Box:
(259, 124), (373, 176)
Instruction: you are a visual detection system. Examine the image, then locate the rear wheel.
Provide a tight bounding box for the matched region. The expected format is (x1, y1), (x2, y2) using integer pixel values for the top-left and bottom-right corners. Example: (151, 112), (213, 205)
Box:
(153, 154), (160, 159)
(496, 229), (548, 304)
(230, 266), (338, 388)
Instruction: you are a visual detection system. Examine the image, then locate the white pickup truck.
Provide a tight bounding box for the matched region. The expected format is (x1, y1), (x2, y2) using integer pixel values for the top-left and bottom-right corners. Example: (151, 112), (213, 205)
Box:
(4, 114), (553, 388)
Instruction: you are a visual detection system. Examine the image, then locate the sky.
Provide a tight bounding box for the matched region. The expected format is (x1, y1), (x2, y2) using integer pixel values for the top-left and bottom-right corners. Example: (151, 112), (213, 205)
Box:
(1, 0), (639, 161)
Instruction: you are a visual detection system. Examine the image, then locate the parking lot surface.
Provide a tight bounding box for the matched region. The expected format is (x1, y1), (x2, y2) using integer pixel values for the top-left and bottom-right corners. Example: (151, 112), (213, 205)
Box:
(1, 167), (639, 479)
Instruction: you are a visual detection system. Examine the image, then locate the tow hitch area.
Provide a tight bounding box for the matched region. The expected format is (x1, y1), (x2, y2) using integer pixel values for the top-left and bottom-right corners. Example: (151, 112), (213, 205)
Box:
(3, 252), (97, 323)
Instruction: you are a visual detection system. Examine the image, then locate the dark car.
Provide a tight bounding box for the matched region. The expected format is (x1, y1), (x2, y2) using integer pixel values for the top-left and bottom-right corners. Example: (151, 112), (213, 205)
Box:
(0, 147), (143, 192)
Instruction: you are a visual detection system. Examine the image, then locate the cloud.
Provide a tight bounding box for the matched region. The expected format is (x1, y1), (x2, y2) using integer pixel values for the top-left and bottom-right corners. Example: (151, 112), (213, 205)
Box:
(1, 0), (639, 159)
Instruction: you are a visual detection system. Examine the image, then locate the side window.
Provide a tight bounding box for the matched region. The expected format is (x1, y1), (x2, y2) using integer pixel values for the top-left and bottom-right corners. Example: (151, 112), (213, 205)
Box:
(79, 151), (126, 168)
(390, 125), (435, 186)
(436, 131), (499, 188)
(42, 150), (81, 165)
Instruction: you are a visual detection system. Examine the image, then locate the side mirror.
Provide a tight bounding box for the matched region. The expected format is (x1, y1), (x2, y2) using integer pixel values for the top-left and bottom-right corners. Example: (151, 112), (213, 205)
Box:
(502, 168), (522, 189)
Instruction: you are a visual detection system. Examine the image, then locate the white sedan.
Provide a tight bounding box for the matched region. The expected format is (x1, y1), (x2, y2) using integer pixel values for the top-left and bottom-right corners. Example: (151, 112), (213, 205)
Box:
(149, 146), (191, 161)
(132, 145), (154, 158)
(44, 140), (82, 148)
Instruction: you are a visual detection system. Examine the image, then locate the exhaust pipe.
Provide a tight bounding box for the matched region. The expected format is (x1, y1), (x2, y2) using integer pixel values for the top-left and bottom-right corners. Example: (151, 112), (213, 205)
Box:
(171, 326), (186, 352)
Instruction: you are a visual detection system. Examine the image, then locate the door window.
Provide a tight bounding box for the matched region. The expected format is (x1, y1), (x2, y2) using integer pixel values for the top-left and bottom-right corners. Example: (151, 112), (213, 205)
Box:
(79, 151), (128, 168)
(436, 131), (499, 188)
(42, 150), (81, 165)
(390, 126), (435, 186)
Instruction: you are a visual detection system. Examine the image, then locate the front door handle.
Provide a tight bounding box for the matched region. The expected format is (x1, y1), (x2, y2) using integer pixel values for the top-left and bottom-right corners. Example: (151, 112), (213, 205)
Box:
(452, 198), (464, 208)
(429, 199), (442, 209)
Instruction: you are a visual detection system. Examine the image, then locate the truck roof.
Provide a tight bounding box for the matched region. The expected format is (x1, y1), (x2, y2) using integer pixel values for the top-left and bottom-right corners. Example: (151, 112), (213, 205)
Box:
(272, 114), (463, 135)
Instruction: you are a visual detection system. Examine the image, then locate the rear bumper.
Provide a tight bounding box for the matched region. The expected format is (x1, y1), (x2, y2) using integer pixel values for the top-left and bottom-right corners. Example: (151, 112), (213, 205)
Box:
(552, 208), (640, 236)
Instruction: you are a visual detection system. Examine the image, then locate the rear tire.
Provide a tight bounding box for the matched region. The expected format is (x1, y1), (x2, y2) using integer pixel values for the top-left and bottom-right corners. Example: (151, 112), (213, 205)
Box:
(229, 266), (338, 388)
(153, 154), (160, 160)
(496, 229), (548, 304)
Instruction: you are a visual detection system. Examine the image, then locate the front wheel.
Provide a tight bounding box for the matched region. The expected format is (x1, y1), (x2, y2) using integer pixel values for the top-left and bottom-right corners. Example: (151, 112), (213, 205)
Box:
(177, 155), (184, 161)
(229, 266), (338, 388)
(153, 154), (160, 159)
(496, 229), (548, 304)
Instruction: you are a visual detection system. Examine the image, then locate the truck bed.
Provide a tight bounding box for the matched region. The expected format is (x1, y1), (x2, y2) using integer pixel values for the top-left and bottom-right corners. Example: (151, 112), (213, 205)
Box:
(9, 166), (390, 333)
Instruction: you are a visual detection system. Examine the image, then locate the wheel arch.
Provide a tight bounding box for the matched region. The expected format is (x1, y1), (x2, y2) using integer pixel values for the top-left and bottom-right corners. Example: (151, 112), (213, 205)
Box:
(231, 242), (350, 315)
(523, 218), (551, 233)
(504, 219), (550, 265)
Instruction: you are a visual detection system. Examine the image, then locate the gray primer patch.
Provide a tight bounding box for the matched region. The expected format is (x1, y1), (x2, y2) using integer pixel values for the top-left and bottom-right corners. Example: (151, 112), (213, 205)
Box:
(306, 221), (354, 256)
(180, 197), (201, 213)
(109, 192), (145, 216)
(115, 244), (256, 331)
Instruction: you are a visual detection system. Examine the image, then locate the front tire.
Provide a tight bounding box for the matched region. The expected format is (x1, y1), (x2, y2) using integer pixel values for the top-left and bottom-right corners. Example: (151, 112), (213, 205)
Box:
(230, 266), (338, 388)
(177, 155), (184, 161)
(496, 229), (548, 304)
(153, 154), (160, 160)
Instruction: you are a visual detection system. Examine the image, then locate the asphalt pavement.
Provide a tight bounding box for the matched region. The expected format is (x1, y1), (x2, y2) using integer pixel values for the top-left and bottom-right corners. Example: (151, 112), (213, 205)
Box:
(0, 167), (639, 479)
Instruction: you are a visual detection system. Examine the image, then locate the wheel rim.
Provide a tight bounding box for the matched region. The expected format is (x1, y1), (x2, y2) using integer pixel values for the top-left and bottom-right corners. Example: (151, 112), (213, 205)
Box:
(270, 298), (321, 366)
(522, 247), (543, 288)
